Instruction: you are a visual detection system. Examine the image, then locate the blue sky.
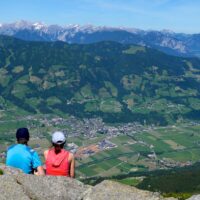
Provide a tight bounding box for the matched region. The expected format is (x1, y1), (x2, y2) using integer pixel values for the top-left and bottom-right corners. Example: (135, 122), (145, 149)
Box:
(0, 0), (199, 33)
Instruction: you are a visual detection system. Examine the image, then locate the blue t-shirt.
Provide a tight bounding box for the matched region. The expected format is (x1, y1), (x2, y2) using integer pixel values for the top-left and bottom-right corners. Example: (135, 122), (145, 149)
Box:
(6, 144), (42, 174)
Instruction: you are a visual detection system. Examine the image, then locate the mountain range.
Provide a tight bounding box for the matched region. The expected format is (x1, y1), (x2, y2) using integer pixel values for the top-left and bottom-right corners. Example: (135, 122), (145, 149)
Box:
(0, 21), (200, 58)
(0, 35), (200, 124)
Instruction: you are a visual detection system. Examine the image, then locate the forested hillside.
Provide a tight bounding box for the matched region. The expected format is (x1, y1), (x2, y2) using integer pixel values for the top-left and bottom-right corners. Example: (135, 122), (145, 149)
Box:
(0, 35), (200, 124)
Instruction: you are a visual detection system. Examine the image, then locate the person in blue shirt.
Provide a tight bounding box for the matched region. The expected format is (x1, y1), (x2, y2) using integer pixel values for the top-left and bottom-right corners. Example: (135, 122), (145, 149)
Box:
(6, 128), (44, 175)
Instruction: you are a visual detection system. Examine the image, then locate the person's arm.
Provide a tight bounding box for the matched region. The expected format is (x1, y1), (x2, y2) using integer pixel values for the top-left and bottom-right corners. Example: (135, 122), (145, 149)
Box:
(37, 166), (45, 176)
(32, 151), (45, 176)
(44, 150), (49, 160)
(69, 153), (75, 178)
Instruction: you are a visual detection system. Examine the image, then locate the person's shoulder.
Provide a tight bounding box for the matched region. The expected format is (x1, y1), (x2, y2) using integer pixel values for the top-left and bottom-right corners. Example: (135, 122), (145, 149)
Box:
(44, 149), (49, 154)
(7, 144), (16, 151)
(25, 146), (37, 155)
(69, 152), (74, 157)
(67, 151), (74, 160)
(64, 149), (73, 156)
(44, 149), (49, 157)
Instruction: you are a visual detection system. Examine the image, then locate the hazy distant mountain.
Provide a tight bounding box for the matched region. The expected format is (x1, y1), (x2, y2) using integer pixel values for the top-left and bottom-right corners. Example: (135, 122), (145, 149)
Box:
(0, 35), (200, 124)
(0, 21), (200, 57)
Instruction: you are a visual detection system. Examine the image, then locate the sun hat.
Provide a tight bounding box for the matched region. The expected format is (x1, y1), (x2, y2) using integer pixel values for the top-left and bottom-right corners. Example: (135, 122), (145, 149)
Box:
(52, 131), (66, 144)
(16, 128), (30, 141)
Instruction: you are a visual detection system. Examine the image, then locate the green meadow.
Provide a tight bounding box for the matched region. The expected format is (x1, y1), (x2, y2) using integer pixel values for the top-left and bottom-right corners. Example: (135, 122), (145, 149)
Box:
(76, 124), (200, 178)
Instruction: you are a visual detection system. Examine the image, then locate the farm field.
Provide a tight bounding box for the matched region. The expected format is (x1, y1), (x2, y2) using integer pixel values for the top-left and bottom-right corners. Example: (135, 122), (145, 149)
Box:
(76, 124), (200, 178)
(0, 115), (200, 179)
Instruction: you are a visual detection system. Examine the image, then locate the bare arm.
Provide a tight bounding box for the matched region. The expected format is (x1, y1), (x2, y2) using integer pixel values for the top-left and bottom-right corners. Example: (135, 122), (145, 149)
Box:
(44, 150), (49, 160)
(37, 166), (45, 176)
(69, 153), (75, 178)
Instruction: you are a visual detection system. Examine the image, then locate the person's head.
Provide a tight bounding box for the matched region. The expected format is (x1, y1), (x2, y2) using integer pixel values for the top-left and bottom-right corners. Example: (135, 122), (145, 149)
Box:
(16, 128), (30, 145)
(52, 131), (66, 152)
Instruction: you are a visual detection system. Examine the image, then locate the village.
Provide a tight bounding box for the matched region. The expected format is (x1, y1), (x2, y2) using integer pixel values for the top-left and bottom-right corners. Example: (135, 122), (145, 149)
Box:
(0, 115), (200, 176)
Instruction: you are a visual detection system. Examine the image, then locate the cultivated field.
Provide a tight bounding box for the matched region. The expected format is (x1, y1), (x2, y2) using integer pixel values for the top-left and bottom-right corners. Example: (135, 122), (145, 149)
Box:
(76, 124), (200, 178)
(0, 115), (200, 179)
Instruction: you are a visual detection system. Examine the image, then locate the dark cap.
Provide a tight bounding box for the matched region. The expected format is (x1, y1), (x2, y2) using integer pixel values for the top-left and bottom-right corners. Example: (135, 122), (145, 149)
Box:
(16, 128), (30, 141)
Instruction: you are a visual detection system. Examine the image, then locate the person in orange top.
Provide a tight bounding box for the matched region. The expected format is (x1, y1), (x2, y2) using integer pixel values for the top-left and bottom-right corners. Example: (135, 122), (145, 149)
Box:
(44, 131), (75, 178)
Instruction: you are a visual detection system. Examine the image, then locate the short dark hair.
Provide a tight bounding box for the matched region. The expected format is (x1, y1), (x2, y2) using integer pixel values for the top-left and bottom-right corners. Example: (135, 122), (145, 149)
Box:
(52, 141), (65, 149)
(16, 128), (30, 141)
(17, 138), (28, 145)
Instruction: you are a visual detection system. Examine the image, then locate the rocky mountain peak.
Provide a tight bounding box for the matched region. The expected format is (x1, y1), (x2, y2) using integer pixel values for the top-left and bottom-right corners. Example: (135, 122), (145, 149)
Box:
(1, 20), (198, 56)
(32, 22), (46, 30)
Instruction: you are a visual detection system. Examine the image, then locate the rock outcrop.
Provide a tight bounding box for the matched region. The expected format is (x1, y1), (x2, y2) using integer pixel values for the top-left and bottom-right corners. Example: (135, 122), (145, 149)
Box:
(0, 165), (194, 200)
(83, 180), (176, 200)
(0, 175), (30, 200)
(187, 195), (200, 200)
(0, 165), (90, 200)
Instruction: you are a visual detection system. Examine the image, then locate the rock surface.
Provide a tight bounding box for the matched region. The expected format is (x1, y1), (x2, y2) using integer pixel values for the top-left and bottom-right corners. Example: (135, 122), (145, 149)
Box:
(0, 175), (30, 200)
(16, 174), (90, 200)
(0, 164), (23, 175)
(0, 165), (197, 200)
(83, 180), (176, 200)
(187, 195), (200, 200)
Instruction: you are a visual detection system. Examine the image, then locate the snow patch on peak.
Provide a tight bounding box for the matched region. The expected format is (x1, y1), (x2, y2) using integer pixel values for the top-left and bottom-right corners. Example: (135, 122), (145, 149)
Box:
(33, 22), (46, 30)
(63, 24), (141, 34)
(0, 21), (142, 35)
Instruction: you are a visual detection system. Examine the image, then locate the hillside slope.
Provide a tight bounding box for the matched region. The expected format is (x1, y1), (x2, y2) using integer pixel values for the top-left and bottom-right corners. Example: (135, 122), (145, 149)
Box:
(0, 36), (200, 124)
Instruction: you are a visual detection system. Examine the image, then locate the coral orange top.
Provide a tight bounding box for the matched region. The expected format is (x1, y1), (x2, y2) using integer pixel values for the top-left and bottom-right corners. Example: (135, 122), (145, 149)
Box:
(45, 148), (70, 176)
